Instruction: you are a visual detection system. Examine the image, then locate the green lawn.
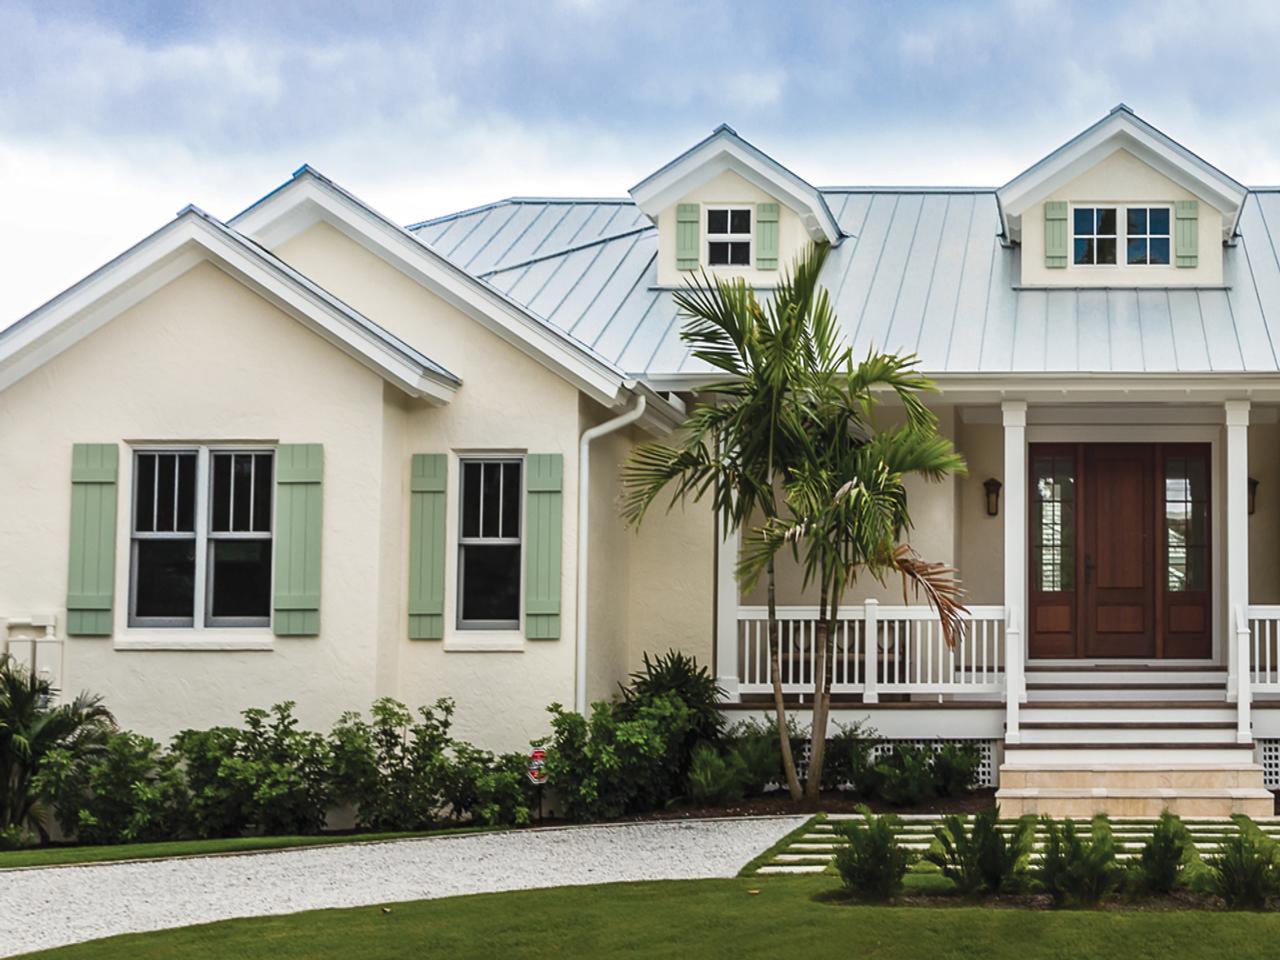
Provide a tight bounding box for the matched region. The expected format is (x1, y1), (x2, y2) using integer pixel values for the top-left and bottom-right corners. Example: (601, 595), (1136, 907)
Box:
(20, 876), (1280, 960)
(0, 825), (501, 871)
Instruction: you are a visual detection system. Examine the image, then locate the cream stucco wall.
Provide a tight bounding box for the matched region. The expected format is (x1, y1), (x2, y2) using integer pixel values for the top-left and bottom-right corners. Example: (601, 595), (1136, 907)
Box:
(955, 419), (1004, 604)
(1020, 148), (1225, 287)
(656, 169), (809, 288)
(271, 221), (586, 750)
(0, 261), (390, 741)
(1250, 422), (1280, 604)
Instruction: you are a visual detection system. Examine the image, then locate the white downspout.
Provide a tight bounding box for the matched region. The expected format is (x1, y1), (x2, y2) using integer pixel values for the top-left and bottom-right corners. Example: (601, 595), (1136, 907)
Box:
(575, 395), (647, 713)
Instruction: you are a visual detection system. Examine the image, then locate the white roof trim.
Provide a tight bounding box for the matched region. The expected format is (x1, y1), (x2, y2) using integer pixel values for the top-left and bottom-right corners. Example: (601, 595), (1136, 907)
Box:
(998, 105), (1247, 242)
(629, 125), (842, 245)
(0, 208), (460, 403)
(229, 167), (633, 408)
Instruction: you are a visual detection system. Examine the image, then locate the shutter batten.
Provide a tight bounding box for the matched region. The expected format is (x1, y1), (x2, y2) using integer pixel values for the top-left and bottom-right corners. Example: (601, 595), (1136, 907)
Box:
(273, 444), (323, 636)
(524, 454), (563, 639)
(408, 454), (447, 639)
(675, 203), (700, 271)
(756, 202), (779, 269)
(1044, 201), (1068, 268)
(1176, 199), (1199, 267)
(66, 443), (118, 636)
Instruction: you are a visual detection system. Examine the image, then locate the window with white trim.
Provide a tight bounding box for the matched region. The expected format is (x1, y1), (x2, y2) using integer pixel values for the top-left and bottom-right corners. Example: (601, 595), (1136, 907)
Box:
(1072, 207), (1117, 265)
(130, 448), (273, 628)
(458, 458), (522, 629)
(706, 207), (752, 266)
(1126, 206), (1171, 265)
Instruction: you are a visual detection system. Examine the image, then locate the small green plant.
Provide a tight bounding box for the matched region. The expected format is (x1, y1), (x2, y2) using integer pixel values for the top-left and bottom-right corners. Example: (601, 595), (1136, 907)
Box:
(866, 744), (936, 806)
(930, 742), (980, 797)
(821, 722), (876, 793)
(833, 806), (916, 901)
(1134, 810), (1192, 895)
(1206, 821), (1280, 909)
(686, 743), (747, 805)
(1037, 815), (1123, 908)
(725, 721), (781, 795)
(926, 807), (1034, 895)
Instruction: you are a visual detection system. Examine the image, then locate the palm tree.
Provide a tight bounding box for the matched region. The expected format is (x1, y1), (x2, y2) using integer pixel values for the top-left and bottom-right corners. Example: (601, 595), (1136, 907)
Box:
(621, 247), (837, 799)
(743, 352), (967, 795)
(0, 654), (113, 839)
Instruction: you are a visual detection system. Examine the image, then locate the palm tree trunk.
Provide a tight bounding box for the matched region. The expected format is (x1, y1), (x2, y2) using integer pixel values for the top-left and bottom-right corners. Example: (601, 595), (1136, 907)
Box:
(805, 580), (832, 798)
(766, 556), (803, 800)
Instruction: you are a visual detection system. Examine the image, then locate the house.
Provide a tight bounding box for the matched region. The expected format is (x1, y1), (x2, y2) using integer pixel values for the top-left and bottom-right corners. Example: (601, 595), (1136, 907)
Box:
(4, 104), (1280, 816)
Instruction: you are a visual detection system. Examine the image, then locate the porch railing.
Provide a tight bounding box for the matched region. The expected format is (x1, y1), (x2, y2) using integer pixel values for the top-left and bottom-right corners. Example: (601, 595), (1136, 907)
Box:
(1247, 605), (1280, 691)
(736, 601), (1008, 701)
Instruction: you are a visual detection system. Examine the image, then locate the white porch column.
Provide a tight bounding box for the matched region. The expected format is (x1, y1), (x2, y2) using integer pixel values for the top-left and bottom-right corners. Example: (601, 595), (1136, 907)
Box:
(714, 524), (740, 700)
(1225, 400), (1251, 706)
(1002, 400), (1028, 743)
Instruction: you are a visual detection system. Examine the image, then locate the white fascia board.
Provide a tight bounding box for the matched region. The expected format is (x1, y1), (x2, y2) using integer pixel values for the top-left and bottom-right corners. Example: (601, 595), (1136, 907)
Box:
(998, 110), (1247, 242)
(0, 213), (456, 404)
(230, 173), (628, 407)
(629, 131), (841, 244)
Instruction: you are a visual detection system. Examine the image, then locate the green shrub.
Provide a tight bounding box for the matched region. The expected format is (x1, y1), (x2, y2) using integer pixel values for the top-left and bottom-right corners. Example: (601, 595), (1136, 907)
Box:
(1134, 810), (1192, 895)
(833, 806), (915, 901)
(1037, 816), (1123, 908)
(686, 743), (747, 806)
(925, 807), (1033, 895)
(618, 650), (723, 792)
(866, 744), (936, 806)
(821, 722), (876, 793)
(542, 693), (691, 821)
(440, 746), (533, 827)
(174, 702), (331, 838)
(327, 698), (453, 831)
(931, 743), (980, 797)
(725, 721), (781, 795)
(36, 731), (189, 844)
(0, 824), (34, 850)
(1206, 821), (1280, 909)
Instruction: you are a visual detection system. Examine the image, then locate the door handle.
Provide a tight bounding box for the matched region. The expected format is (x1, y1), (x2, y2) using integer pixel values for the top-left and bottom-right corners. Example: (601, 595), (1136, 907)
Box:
(1084, 555), (1095, 586)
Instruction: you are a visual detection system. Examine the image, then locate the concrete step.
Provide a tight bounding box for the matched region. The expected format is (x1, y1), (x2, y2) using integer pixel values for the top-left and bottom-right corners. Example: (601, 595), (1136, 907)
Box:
(1026, 684), (1226, 702)
(999, 762), (1266, 790)
(1002, 744), (1256, 765)
(994, 786), (1275, 819)
(1021, 703), (1236, 724)
(1017, 722), (1239, 744)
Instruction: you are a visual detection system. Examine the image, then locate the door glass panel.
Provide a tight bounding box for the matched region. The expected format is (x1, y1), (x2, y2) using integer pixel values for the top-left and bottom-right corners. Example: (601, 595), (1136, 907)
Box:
(1033, 454), (1075, 592)
(1166, 453), (1209, 591)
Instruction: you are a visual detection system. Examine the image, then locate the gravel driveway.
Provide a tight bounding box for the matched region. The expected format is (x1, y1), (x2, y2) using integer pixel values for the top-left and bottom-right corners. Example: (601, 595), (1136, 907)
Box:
(0, 816), (806, 956)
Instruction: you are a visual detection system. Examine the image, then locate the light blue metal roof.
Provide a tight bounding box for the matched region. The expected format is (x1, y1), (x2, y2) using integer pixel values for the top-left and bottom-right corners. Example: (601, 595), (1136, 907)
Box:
(410, 189), (1280, 379)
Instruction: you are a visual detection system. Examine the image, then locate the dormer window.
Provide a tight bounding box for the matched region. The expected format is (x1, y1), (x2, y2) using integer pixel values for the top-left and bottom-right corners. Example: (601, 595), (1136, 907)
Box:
(1126, 207), (1171, 265)
(706, 207), (752, 266)
(1072, 207), (1117, 265)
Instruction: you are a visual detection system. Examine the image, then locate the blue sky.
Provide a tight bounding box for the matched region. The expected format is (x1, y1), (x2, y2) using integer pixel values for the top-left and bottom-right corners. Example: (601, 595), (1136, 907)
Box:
(3, 0), (1280, 320)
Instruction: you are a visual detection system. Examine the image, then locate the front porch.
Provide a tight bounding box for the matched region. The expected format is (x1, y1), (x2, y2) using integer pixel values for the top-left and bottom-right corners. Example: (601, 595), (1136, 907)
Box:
(711, 396), (1280, 815)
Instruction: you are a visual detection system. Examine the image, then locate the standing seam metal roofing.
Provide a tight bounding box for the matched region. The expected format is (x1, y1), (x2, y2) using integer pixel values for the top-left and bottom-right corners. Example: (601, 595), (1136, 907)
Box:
(410, 190), (1280, 378)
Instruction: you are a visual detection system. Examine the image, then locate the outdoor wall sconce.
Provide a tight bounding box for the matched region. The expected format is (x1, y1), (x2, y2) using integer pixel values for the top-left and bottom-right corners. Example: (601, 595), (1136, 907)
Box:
(984, 478), (1002, 517)
(1250, 477), (1259, 516)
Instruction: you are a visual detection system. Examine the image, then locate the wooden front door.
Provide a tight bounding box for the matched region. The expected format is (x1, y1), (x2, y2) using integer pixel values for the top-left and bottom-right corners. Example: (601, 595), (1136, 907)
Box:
(1028, 442), (1212, 659)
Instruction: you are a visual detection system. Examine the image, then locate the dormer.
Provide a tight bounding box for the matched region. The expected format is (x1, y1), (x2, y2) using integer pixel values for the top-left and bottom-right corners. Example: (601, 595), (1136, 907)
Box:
(630, 124), (841, 287)
(997, 105), (1247, 287)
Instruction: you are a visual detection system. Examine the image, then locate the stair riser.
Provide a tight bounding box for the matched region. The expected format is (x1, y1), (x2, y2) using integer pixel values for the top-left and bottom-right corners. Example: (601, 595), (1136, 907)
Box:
(1027, 687), (1225, 702)
(996, 794), (1274, 818)
(1022, 707), (1236, 724)
(1018, 728), (1239, 744)
(1000, 768), (1265, 790)
(1025, 671), (1226, 685)
(1004, 747), (1254, 765)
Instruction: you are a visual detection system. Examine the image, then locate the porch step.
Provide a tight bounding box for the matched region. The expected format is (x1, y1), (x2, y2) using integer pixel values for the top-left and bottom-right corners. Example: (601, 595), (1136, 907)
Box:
(1020, 703), (1236, 724)
(1002, 743), (1255, 765)
(1026, 682), (1225, 702)
(1000, 763), (1266, 790)
(1017, 721), (1238, 744)
(1024, 670), (1226, 686)
(994, 786), (1275, 819)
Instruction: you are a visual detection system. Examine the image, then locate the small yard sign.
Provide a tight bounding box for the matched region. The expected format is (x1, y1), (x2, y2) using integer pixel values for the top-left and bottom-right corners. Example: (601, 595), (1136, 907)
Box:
(527, 748), (548, 785)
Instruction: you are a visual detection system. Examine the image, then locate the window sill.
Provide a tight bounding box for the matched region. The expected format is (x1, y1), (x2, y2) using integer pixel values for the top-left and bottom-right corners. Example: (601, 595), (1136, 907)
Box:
(442, 634), (526, 653)
(113, 633), (275, 652)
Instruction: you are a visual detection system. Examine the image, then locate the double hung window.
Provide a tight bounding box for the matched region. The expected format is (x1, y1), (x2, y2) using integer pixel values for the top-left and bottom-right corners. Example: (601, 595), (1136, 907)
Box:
(458, 458), (522, 629)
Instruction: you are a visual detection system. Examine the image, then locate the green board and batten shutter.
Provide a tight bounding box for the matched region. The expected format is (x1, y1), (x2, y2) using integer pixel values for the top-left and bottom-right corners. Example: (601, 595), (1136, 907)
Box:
(675, 203), (700, 270)
(1176, 200), (1199, 268)
(66, 443), (118, 636)
(408, 454), (447, 639)
(524, 454), (563, 639)
(756, 202), (779, 269)
(1044, 201), (1068, 268)
(273, 444), (323, 636)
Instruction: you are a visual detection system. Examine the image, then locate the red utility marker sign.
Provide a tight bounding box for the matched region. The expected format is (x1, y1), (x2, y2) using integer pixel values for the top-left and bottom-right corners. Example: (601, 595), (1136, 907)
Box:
(527, 748), (548, 785)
